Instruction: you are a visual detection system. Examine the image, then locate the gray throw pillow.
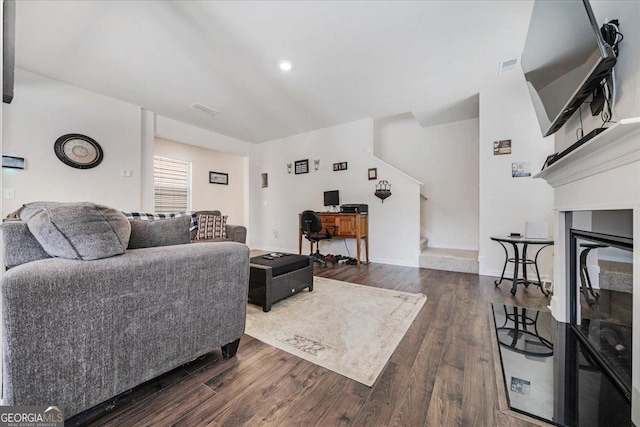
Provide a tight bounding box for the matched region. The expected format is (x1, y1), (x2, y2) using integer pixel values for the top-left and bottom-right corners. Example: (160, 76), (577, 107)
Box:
(19, 202), (131, 260)
(128, 216), (191, 249)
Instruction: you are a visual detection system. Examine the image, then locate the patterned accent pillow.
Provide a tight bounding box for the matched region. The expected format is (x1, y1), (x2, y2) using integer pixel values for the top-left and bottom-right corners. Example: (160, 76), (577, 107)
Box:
(196, 214), (228, 240)
(122, 211), (198, 231)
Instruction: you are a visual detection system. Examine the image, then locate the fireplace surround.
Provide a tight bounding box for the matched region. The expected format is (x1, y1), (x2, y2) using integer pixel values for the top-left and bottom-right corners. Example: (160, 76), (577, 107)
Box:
(534, 120), (640, 424)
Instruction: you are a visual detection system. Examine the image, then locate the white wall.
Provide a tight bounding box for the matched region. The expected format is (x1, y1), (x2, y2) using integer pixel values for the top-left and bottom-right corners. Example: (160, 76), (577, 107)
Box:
(2, 69), (142, 214)
(555, 1), (640, 152)
(374, 114), (479, 250)
(154, 137), (245, 225)
(479, 69), (556, 278)
(249, 118), (421, 266)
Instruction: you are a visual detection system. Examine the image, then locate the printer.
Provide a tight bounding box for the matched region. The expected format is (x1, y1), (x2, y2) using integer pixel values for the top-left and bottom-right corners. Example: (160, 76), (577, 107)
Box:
(340, 204), (368, 214)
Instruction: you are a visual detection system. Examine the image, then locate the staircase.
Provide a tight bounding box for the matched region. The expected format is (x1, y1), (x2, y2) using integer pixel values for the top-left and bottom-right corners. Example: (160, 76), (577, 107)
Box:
(419, 237), (479, 274)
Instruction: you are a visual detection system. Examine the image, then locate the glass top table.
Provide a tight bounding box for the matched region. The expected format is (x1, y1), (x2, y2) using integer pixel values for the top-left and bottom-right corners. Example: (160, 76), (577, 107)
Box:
(490, 235), (554, 295)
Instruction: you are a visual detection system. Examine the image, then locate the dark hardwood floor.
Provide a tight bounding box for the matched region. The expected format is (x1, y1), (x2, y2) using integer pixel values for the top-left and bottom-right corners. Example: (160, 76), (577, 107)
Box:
(80, 263), (552, 427)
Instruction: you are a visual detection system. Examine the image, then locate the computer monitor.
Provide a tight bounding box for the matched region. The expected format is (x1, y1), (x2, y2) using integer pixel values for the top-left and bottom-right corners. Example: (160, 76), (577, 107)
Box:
(324, 190), (339, 207)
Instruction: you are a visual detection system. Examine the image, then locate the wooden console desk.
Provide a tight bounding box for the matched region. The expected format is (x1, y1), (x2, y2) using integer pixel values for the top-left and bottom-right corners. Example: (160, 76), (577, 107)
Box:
(298, 212), (369, 266)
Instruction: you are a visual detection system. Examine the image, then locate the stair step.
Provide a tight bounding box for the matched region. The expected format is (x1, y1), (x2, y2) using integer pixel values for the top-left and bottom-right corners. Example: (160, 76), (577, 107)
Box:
(419, 247), (478, 274)
(420, 237), (429, 251)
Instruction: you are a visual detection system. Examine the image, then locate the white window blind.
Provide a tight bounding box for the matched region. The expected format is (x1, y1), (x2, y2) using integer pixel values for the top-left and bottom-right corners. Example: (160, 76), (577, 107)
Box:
(154, 156), (191, 213)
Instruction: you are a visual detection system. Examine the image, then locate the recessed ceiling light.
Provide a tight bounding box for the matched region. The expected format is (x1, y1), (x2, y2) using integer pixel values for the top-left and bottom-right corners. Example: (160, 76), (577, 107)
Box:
(279, 60), (292, 72)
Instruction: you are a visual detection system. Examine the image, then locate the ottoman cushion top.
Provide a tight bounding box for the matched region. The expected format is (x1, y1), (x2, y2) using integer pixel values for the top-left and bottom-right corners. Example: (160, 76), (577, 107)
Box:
(250, 254), (310, 277)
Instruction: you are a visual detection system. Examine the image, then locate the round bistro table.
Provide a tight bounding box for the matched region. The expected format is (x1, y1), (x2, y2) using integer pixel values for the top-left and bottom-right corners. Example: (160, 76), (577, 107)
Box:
(491, 235), (554, 296)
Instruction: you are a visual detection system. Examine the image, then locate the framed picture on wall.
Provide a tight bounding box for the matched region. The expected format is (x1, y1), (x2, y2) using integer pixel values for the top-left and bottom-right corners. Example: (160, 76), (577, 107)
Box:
(209, 171), (229, 185)
(493, 139), (512, 155)
(368, 168), (377, 180)
(294, 159), (309, 174)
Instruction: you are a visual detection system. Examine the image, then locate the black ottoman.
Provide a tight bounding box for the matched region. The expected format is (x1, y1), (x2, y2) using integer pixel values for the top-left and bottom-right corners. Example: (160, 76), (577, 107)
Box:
(249, 254), (313, 312)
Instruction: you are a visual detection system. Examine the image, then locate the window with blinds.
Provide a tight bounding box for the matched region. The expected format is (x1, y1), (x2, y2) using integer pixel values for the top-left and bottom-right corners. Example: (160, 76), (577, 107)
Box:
(153, 156), (191, 213)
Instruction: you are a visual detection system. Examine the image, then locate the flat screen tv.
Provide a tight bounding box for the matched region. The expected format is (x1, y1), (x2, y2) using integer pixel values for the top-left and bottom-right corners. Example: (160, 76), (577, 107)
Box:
(324, 190), (339, 207)
(521, 0), (616, 137)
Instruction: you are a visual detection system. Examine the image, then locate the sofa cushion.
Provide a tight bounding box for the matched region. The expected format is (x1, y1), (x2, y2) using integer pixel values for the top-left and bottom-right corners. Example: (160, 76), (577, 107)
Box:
(128, 216), (191, 249)
(195, 214), (227, 240)
(1, 221), (51, 268)
(19, 202), (131, 260)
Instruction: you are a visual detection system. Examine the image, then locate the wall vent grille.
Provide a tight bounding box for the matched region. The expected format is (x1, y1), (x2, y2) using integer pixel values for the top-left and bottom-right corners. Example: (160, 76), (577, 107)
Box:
(189, 103), (220, 116)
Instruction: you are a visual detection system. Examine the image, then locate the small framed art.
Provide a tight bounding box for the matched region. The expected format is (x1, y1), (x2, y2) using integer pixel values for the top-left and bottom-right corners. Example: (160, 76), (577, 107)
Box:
(209, 171), (229, 185)
(295, 159), (309, 174)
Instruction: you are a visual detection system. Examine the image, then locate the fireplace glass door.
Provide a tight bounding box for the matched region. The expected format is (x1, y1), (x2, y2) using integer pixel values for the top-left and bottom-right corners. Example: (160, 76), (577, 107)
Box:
(570, 229), (633, 396)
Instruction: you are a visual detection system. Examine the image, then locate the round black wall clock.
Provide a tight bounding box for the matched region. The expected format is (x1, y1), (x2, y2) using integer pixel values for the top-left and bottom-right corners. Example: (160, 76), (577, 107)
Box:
(54, 134), (104, 169)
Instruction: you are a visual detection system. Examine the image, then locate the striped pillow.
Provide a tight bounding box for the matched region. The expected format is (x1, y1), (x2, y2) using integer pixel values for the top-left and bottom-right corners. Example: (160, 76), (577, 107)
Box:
(123, 211), (198, 231)
(196, 214), (228, 240)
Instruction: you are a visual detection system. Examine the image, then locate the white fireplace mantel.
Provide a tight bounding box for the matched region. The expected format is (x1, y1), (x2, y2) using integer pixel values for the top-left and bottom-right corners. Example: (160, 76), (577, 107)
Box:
(534, 121), (640, 188)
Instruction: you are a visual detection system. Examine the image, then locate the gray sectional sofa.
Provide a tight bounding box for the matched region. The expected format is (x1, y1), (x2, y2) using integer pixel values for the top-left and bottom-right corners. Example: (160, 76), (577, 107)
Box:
(1, 205), (250, 420)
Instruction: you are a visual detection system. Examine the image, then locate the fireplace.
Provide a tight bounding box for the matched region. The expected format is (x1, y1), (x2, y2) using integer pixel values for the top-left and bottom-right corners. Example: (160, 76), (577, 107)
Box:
(534, 120), (640, 424)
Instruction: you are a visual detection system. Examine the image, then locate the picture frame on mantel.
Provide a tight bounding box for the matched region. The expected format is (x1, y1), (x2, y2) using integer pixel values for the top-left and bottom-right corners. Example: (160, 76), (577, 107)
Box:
(209, 171), (229, 185)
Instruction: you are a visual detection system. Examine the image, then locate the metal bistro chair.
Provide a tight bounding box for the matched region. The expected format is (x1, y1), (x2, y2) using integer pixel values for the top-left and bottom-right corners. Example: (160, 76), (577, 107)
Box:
(300, 210), (337, 266)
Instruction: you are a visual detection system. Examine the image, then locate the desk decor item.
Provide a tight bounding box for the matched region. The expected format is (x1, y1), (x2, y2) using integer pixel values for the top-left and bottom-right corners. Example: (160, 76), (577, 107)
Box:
(294, 159), (308, 174)
(54, 134), (103, 169)
(374, 180), (392, 203)
(209, 171), (228, 185)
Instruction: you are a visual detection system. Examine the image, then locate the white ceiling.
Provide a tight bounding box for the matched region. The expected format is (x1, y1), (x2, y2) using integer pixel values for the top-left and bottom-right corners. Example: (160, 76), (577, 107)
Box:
(14, 1), (533, 143)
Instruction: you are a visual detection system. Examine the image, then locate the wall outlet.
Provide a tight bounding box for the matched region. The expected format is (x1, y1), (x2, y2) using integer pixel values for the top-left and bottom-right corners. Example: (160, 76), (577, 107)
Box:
(121, 170), (132, 177)
(4, 188), (15, 199)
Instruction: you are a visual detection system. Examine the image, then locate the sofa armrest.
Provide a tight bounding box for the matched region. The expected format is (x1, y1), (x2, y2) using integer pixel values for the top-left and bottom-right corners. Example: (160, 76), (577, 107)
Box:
(226, 224), (247, 243)
(1, 242), (249, 418)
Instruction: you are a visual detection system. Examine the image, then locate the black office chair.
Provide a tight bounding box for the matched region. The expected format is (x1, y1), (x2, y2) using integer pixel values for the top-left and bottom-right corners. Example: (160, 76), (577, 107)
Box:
(300, 210), (337, 266)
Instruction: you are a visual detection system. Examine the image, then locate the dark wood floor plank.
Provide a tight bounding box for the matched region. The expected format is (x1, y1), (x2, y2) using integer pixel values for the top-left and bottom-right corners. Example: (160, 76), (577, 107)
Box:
(387, 319), (448, 427)
(462, 340), (496, 426)
(100, 382), (215, 427)
(136, 384), (215, 427)
(242, 364), (329, 426)
(275, 371), (350, 427)
(312, 390), (364, 427)
(352, 281), (455, 426)
(349, 362), (400, 426)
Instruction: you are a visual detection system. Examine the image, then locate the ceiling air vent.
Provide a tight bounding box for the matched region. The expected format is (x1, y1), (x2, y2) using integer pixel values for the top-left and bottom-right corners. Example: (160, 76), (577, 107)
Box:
(189, 103), (220, 117)
(499, 58), (518, 74)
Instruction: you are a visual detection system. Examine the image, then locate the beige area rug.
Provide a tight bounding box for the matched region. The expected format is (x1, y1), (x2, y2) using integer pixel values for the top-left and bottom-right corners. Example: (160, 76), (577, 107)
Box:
(245, 277), (427, 386)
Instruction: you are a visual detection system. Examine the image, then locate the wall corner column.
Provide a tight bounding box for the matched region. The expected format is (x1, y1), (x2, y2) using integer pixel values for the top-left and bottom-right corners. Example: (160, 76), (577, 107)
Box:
(140, 109), (155, 212)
